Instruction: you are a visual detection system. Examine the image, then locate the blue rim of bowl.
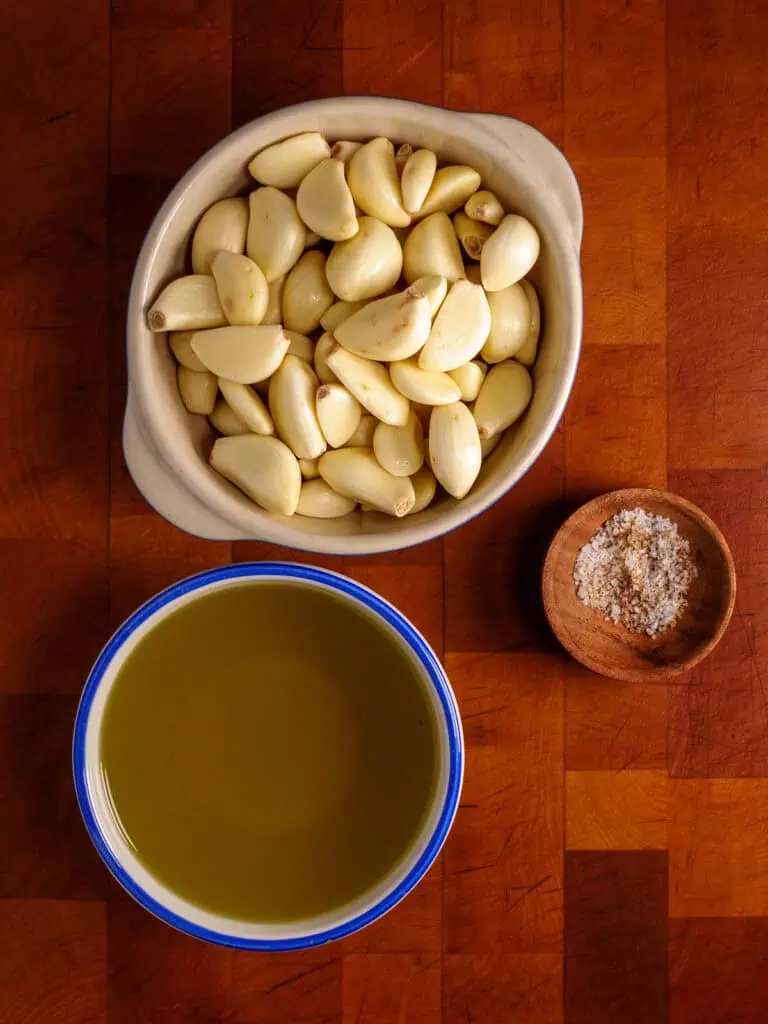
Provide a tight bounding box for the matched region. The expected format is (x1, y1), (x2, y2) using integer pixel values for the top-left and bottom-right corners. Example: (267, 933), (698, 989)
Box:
(72, 562), (464, 950)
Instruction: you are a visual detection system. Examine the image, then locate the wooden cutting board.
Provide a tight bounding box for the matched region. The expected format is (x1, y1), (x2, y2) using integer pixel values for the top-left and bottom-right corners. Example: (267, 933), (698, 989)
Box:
(0, 0), (766, 1021)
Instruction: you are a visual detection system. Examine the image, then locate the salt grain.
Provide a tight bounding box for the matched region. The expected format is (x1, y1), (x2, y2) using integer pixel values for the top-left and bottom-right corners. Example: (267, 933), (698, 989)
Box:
(573, 507), (697, 637)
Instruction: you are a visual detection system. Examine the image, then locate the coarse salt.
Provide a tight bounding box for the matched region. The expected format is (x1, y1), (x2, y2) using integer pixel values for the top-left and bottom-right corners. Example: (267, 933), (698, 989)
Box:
(573, 507), (698, 637)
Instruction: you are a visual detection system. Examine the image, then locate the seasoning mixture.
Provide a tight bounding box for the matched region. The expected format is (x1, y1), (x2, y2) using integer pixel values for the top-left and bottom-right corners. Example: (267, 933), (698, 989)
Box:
(573, 507), (698, 637)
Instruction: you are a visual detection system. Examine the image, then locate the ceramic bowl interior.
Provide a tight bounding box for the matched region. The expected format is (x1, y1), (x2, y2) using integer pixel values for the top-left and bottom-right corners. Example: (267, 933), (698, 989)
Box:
(127, 97), (583, 553)
(73, 563), (463, 949)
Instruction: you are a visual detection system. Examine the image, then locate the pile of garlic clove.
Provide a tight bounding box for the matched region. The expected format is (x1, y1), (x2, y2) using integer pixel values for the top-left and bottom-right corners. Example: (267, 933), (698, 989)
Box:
(147, 132), (542, 519)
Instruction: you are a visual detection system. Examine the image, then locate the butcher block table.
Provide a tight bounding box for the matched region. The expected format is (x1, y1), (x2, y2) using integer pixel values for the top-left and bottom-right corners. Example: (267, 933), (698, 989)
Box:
(2, 1), (767, 1021)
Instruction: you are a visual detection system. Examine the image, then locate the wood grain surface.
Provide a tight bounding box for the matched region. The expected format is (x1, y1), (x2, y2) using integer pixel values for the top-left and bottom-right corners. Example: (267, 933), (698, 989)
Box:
(0, 1), (766, 1021)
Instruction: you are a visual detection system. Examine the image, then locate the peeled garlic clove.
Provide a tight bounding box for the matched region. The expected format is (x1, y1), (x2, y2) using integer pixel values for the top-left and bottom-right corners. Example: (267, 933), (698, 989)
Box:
(191, 197), (249, 274)
(515, 281), (541, 366)
(410, 466), (437, 514)
(403, 213), (465, 284)
(319, 448), (415, 517)
(334, 288), (432, 362)
(419, 280), (491, 372)
(448, 360), (487, 401)
(169, 331), (208, 371)
(401, 149), (438, 214)
(417, 166), (482, 217)
(465, 189), (504, 226)
(345, 414), (377, 447)
(389, 358), (461, 406)
(314, 332), (340, 385)
(218, 378), (274, 435)
(296, 478), (356, 518)
(481, 282), (530, 363)
(409, 274), (447, 317)
(315, 383), (362, 448)
(480, 433), (501, 459)
(248, 132), (331, 189)
(282, 250), (335, 334)
(453, 211), (493, 260)
(296, 158), (359, 242)
(326, 216), (403, 302)
(210, 399), (250, 436)
(268, 354), (327, 460)
(515, 340), (537, 376)
(326, 345), (410, 426)
(481, 214), (541, 292)
(429, 402), (482, 499)
(147, 275), (226, 332)
(304, 230), (322, 249)
(395, 143), (413, 171)
(515, 337), (539, 370)
(299, 457), (320, 479)
(285, 331), (314, 363)
(191, 325), (289, 383)
(247, 187), (306, 282)
(320, 299), (367, 332)
(177, 366), (217, 415)
(210, 434), (301, 515)
(262, 275), (285, 325)
(473, 360), (533, 438)
(347, 137), (411, 228)
(331, 140), (362, 164)
(211, 251), (268, 326)
(373, 412), (424, 477)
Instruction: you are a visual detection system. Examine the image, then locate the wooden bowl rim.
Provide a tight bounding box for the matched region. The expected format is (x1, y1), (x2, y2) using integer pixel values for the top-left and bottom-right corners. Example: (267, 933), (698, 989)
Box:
(541, 487), (737, 682)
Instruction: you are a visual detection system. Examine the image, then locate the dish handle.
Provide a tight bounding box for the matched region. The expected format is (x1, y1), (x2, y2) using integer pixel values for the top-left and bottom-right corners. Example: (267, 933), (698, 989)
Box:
(123, 387), (251, 541)
(466, 112), (583, 253)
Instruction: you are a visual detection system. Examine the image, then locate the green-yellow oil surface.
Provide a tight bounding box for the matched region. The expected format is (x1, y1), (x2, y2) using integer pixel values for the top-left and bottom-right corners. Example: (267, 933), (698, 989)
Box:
(100, 582), (438, 922)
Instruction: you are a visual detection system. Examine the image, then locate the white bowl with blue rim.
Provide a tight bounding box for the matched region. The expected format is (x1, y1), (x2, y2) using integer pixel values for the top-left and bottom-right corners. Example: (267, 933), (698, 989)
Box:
(124, 96), (583, 554)
(73, 562), (463, 949)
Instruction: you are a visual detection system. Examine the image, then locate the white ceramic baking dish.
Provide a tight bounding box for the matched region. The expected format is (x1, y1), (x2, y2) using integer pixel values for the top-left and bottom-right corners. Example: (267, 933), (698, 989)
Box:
(125, 97), (583, 554)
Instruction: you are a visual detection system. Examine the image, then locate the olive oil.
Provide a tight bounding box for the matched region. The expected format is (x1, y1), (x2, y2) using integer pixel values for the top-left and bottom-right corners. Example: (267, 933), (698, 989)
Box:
(100, 581), (437, 922)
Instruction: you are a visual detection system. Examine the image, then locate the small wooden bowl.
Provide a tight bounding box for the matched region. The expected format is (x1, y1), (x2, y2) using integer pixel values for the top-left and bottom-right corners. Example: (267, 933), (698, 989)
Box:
(542, 488), (736, 681)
